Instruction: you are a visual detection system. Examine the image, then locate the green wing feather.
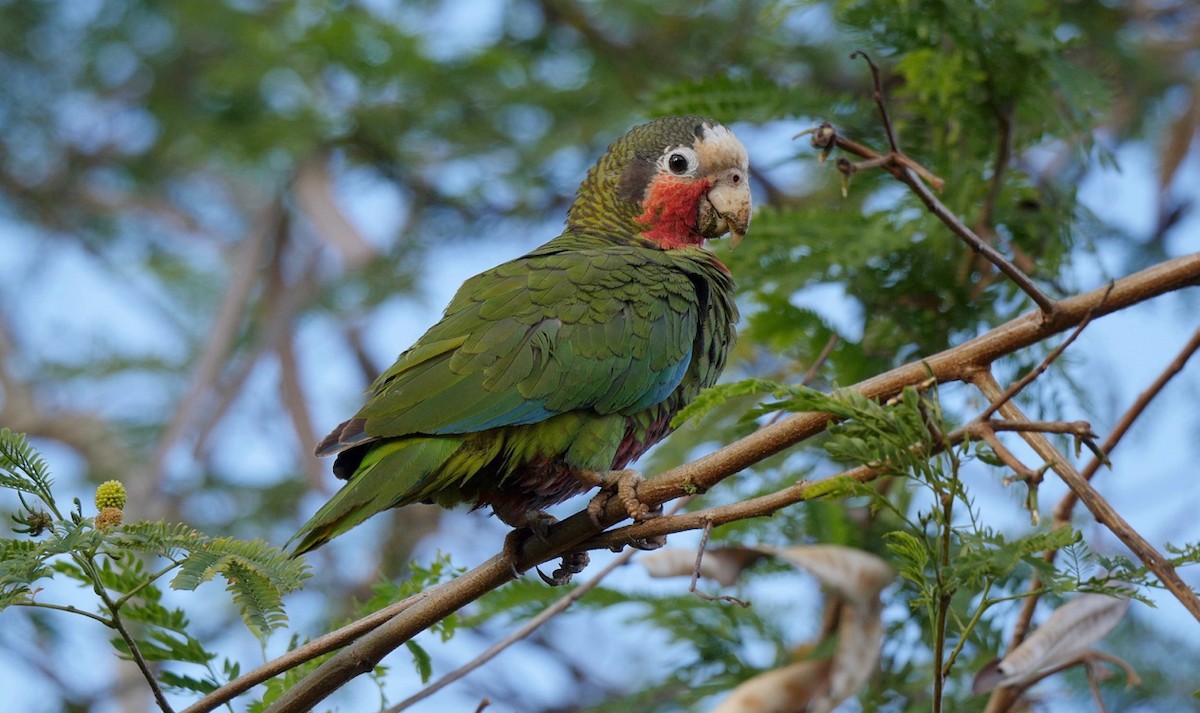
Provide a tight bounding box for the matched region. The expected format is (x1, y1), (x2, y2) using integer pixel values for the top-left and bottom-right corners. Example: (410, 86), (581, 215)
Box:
(352, 240), (700, 439)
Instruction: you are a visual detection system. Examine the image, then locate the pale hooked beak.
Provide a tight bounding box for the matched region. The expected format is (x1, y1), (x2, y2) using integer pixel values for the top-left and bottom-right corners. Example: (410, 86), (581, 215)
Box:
(703, 169), (752, 247)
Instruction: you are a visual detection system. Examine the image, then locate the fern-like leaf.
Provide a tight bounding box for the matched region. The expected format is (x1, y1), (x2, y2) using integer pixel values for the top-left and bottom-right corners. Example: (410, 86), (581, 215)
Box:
(650, 73), (795, 124)
(0, 429), (56, 512)
(162, 536), (309, 640)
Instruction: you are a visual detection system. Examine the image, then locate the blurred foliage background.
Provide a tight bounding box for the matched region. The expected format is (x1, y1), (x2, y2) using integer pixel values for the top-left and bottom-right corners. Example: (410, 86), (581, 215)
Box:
(1, 0), (1198, 711)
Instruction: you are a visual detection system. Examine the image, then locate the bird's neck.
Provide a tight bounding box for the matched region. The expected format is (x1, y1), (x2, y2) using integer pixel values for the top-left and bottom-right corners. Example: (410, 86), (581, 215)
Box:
(633, 176), (709, 249)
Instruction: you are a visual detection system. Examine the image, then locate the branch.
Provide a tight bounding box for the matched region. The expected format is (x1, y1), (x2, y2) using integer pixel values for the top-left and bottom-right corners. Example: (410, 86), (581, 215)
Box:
(971, 371), (1200, 622)
(180, 590), (435, 713)
(260, 253), (1200, 713)
(384, 547), (640, 712)
(1055, 325), (1200, 520)
(985, 325), (1200, 713)
(976, 287), (1108, 422)
(851, 51), (902, 153)
(810, 122), (1059, 316)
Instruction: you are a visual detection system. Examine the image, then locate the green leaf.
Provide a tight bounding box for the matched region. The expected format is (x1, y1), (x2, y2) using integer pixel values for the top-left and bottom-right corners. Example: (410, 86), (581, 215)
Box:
(0, 429), (56, 513)
(158, 670), (220, 695)
(112, 627), (215, 665)
(406, 640), (433, 684)
(649, 73), (797, 124)
(674, 378), (840, 428)
(884, 530), (931, 587)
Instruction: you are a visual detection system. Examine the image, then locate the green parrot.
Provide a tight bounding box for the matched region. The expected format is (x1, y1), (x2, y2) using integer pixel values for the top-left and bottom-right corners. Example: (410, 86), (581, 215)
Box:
(291, 115), (751, 556)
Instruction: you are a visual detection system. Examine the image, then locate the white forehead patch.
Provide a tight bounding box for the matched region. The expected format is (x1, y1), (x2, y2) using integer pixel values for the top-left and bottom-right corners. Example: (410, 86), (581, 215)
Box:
(695, 123), (749, 171)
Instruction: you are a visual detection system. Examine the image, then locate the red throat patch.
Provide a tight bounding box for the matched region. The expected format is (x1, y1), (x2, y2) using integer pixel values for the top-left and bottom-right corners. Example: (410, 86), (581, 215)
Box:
(636, 176), (711, 249)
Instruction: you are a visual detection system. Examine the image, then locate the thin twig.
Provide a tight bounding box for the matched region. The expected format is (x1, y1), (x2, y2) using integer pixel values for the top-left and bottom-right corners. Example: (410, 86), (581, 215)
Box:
(11, 600), (114, 627)
(1086, 662), (1112, 713)
(767, 332), (840, 425)
(972, 423), (1040, 483)
(985, 420), (1097, 438)
(802, 333), (840, 386)
(978, 106), (1013, 231)
(932, 487), (954, 713)
(976, 286), (1109, 421)
(384, 549), (639, 712)
(115, 560), (188, 608)
(900, 163), (1058, 317)
(1087, 650), (1142, 688)
(851, 51), (901, 153)
(1056, 325), (1200, 519)
(971, 372), (1200, 622)
(687, 519), (750, 607)
(810, 122), (1058, 316)
(80, 554), (174, 713)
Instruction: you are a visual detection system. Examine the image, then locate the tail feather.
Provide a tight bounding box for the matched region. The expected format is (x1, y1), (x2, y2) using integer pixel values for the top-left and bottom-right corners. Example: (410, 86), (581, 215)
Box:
(290, 437), (461, 556)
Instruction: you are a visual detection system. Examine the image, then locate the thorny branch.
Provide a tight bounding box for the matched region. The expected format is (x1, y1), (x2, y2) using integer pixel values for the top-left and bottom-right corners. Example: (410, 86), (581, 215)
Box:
(984, 325), (1200, 713)
(970, 370), (1200, 622)
(976, 286), (1110, 422)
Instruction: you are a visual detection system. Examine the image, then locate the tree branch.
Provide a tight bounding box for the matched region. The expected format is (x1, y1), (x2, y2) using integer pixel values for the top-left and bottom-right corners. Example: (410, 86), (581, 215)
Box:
(984, 325), (1200, 713)
(810, 123), (1059, 316)
(970, 371), (1200, 622)
(385, 547), (640, 712)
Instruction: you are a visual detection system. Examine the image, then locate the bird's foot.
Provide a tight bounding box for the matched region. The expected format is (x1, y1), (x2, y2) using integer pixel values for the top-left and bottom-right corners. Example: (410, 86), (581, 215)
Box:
(584, 469), (662, 528)
(502, 512), (590, 585)
(537, 550), (591, 587)
(500, 511), (558, 579)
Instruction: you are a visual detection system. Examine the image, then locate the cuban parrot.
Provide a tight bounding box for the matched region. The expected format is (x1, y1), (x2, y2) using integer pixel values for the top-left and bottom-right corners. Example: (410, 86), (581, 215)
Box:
(291, 115), (751, 561)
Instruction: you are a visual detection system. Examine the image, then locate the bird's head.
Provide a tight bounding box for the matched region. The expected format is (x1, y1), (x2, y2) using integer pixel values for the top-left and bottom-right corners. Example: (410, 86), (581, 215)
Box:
(567, 116), (751, 249)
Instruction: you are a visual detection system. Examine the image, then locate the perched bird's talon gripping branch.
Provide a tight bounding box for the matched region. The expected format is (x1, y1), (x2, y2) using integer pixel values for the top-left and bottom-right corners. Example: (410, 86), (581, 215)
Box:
(290, 117), (752, 579)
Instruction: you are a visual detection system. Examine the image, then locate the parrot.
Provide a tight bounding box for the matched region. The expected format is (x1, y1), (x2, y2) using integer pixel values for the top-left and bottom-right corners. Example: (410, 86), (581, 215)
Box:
(290, 115), (751, 561)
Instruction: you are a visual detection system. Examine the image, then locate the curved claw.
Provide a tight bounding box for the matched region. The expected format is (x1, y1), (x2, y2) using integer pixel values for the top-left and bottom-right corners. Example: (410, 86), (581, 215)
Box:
(537, 551), (590, 586)
(628, 534), (668, 551)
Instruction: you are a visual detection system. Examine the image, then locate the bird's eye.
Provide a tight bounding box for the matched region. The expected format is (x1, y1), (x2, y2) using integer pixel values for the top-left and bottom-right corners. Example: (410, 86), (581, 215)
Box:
(668, 152), (690, 174)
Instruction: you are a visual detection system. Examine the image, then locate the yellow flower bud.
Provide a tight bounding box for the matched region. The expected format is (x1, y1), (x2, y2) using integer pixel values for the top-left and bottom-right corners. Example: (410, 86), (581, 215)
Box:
(95, 480), (127, 511)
